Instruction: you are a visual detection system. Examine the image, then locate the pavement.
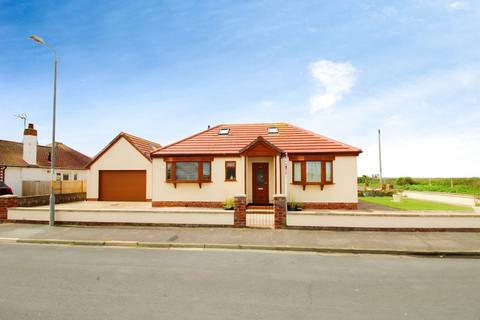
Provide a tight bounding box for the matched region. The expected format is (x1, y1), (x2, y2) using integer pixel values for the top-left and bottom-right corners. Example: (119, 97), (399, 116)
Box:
(1, 223), (480, 256)
(1, 244), (479, 320)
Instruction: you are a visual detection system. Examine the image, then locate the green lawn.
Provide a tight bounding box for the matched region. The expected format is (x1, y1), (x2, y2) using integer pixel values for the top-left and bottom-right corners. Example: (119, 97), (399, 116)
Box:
(360, 196), (473, 211)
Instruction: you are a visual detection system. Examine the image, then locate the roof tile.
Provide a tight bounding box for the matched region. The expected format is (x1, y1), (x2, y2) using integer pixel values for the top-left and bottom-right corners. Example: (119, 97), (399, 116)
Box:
(153, 123), (361, 156)
(0, 140), (91, 169)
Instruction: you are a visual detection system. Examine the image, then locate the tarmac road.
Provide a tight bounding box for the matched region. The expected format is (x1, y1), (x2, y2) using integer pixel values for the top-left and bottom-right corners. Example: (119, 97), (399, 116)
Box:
(0, 244), (479, 320)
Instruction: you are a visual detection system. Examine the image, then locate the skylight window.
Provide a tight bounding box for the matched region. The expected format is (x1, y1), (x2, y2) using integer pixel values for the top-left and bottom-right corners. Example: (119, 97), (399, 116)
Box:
(218, 128), (230, 135)
(267, 127), (279, 134)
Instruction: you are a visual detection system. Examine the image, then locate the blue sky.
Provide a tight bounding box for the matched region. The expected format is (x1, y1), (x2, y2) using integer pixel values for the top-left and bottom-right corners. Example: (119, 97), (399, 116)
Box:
(1, 0), (479, 177)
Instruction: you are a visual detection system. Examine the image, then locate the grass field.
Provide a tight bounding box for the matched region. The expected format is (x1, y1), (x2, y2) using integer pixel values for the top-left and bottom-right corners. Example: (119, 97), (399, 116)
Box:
(358, 177), (480, 196)
(360, 196), (473, 211)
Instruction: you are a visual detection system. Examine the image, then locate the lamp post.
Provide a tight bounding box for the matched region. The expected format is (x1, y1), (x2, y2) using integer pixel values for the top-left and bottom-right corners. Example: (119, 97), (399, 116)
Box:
(30, 35), (57, 226)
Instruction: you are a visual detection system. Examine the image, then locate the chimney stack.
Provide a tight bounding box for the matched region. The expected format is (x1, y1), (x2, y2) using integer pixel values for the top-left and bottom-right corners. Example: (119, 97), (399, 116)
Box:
(23, 123), (38, 165)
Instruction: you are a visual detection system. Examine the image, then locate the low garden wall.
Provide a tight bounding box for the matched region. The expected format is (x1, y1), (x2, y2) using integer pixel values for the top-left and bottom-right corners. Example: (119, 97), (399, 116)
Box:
(7, 207), (233, 226)
(18, 192), (86, 207)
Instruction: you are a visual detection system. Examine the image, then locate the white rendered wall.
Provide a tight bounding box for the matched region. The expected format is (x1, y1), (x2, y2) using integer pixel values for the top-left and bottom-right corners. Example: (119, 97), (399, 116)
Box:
(87, 137), (153, 200)
(4, 167), (22, 195)
(22, 134), (37, 165)
(152, 157), (244, 202)
(283, 156), (358, 204)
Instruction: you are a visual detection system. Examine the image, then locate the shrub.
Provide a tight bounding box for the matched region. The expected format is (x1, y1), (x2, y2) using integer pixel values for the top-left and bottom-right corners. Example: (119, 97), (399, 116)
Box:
(358, 190), (396, 197)
(223, 198), (234, 210)
(357, 175), (369, 184)
(396, 177), (415, 186)
(288, 201), (304, 211)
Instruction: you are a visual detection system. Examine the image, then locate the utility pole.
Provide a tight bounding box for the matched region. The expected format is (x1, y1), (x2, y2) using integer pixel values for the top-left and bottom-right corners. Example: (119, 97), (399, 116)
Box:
(378, 129), (383, 189)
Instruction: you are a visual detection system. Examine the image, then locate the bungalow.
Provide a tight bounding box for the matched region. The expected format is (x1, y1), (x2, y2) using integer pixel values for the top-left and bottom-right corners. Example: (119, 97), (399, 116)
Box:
(86, 132), (161, 201)
(151, 123), (362, 209)
(0, 123), (91, 196)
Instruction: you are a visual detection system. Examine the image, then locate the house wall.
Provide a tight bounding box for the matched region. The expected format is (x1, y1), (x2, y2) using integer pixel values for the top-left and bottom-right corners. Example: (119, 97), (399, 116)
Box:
(152, 154), (358, 207)
(152, 156), (244, 204)
(22, 167), (87, 182)
(87, 137), (153, 200)
(4, 167), (22, 195)
(282, 156), (358, 206)
(4, 167), (87, 196)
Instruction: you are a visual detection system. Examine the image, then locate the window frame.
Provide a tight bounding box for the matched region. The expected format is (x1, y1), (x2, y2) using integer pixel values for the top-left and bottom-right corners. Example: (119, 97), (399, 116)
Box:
(292, 161), (303, 183)
(225, 161), (237, 181)
(292, 160), (334, 190)
(165, 160), (212, 187)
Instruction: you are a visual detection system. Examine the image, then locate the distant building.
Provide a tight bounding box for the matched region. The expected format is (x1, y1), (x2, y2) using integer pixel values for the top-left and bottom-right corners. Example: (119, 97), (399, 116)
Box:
(0, 124), (91, 195)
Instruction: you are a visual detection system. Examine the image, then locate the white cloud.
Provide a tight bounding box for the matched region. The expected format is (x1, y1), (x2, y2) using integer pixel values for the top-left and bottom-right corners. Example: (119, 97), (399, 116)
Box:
(358, 132), (480, 177)
(448, 1), (468, 10)
(309, 60), (356, 112)
(298, 65), (480, 177)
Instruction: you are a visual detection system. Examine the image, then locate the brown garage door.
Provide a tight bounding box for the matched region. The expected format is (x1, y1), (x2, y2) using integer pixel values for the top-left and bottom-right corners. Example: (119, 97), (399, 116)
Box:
(99, 170), (146, 201)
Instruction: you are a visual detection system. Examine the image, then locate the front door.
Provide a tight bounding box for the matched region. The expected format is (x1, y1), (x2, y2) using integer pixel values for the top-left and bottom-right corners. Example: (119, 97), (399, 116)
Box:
(252, 163), (269, 204)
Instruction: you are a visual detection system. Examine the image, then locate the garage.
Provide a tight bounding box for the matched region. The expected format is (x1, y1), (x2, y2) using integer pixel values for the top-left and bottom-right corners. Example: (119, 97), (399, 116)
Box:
(99, 170), (146, 201)
(86, 132), (161, 202)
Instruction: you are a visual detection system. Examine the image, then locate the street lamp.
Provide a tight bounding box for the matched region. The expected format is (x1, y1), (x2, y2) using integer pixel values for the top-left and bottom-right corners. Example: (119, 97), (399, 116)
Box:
(30, 34), (57, 226)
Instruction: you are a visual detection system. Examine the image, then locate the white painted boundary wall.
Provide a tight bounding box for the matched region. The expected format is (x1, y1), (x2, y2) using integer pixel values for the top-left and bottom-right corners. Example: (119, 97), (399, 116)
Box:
(402, 190), (475, 207)
(287, 214), (480, 228)
(8, 208), (233, 226)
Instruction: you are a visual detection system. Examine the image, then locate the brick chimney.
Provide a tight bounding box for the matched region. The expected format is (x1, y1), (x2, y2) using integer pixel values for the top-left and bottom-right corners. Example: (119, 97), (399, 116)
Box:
(23, 123), (38, 165)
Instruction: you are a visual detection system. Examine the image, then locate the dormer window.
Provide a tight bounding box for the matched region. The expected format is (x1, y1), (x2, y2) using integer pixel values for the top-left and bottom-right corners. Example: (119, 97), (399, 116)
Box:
(267, 127), (279, 134)
(218, 128), (230, 135)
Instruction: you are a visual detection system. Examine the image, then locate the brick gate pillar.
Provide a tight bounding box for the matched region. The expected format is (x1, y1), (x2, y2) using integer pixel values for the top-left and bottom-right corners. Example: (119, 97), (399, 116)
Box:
(274, 194), (287, 229)
(233, 195), (247, 228)
(0, 195), (19, 221)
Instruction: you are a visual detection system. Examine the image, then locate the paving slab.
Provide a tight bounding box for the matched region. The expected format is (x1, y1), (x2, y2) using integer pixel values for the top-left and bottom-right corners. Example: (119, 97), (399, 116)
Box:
(0, 223), (479, 255)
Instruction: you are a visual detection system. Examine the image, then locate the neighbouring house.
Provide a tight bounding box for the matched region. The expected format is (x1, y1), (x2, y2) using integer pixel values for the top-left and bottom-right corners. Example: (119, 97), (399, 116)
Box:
(86, 132), (161, 201)
(0, 123), (91, 196)
(151, 123), (362, 209)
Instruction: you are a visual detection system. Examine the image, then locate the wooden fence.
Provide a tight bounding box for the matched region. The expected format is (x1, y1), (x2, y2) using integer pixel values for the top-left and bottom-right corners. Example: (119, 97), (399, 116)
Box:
(22, 180), (87, 196)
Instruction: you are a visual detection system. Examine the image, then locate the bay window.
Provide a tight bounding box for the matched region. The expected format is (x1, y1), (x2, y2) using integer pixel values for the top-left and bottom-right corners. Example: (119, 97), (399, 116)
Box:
(293, 162), (302, 183)
(165, 160), (211, 187)
(292, 160), (333, 189)
(306, 161), (321, 182)
(202, 162), (211, 180)
(175, 162), (199, 181)
(325, 161), (332, 183)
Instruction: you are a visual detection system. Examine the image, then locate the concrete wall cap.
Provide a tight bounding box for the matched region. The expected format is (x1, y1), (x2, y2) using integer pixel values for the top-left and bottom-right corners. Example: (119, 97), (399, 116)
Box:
(234, 194), (247, 198)
(0, 195), (18, 199)
(273, 194), (287, 198)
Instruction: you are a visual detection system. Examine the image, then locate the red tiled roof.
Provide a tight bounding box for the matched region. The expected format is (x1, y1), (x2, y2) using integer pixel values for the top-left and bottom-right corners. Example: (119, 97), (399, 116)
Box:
(86, 132), (161, 168)
(0, 140), (91, 169)
(122, 133), (161, 159)
(152, 123), (361, 156)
